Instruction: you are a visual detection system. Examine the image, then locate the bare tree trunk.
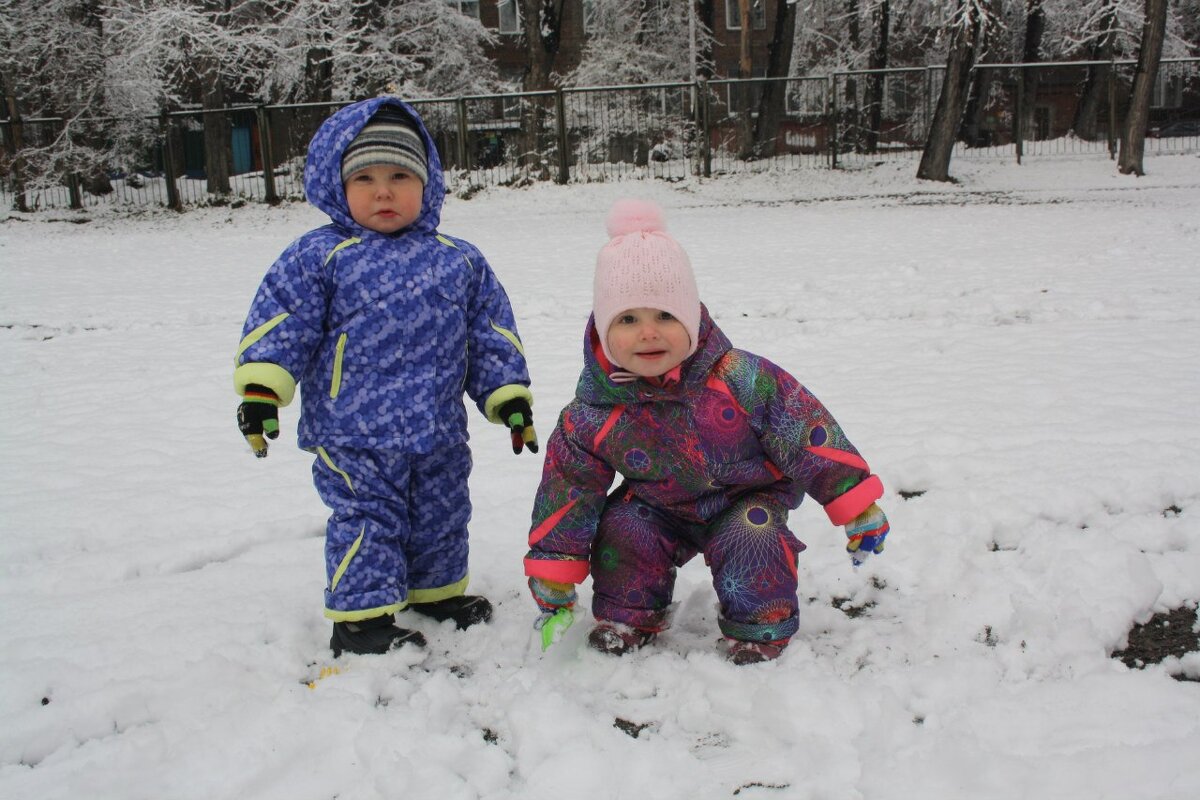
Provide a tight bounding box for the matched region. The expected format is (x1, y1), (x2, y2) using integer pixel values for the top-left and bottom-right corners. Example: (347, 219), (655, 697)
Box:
(960, 0), (998, 147)
(917, 2), (985, 182)
(518, 0), (561, 176)
(201, 65), (232, 196)
(844, 0), (863, 152)
(1019, 0), (1046, 140)
(863, 0), (891, 154)
(199, 0), (232, 196)
(2, 75), (30, 212)
(752, 0), (798, 156)
(735, 0), (753, 157)
(519, 0), (559, 92)
(1072, 0), (1116, 141)
(1118, 0), (1168, 175)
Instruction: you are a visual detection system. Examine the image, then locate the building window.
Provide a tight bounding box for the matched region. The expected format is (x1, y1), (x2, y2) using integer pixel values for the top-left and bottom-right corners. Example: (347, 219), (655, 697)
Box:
(446, 0), (481, 18)
(725, 0), (766, 31)
(498, 0), (520, 34)
(1151, 72), (1183, 109)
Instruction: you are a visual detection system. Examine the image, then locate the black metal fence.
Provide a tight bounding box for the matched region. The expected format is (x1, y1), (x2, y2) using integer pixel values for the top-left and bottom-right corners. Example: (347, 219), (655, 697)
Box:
(3, 58), (1198, 211)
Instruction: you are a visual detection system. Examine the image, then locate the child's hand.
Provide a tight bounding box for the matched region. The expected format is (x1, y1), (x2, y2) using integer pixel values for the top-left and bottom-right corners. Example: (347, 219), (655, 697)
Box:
(845, 503), (889, 566)
(499, 398), (539, 455)
(528, 577), (576, 613)
(237, 384), (281, 458)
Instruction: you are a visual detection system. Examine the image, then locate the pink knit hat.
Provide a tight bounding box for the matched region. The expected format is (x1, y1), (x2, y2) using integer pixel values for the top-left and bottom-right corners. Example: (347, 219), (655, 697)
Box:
(593, 199), (701, 366)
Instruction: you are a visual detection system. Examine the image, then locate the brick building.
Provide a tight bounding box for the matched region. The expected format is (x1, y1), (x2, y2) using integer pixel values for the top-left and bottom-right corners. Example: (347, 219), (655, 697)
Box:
(446, 0), (780, 87)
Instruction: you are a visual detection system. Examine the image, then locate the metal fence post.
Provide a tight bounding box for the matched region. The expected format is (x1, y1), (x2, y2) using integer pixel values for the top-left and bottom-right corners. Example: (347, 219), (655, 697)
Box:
(455, 97), (469, 172)
(1107, 59), (1118, 159)
(830, 74), (839, 169)
(698, 79), (712, 178)
(1015, 67), (1025, 165)
(161, 111), (182, 212)
(554, 88), (569, 184)
(256, 105), (279, 205)
(64, 118), (83, 209)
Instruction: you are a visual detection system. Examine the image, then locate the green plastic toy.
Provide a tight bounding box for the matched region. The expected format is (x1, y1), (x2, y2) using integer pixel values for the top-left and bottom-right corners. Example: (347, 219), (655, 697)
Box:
(537, 607), (575, 651)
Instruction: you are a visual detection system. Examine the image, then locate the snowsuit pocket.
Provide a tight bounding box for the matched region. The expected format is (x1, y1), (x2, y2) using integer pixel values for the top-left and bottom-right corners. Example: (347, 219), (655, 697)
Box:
(330, 333), (348, 399)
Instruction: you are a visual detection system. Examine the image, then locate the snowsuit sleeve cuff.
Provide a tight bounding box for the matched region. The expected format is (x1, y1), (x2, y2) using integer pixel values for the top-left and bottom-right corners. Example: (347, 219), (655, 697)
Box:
(824, 474), (884, 525)
(524, 556), (590, 584)
(484, 384), (533, 423)
(234, 362), (297, 406)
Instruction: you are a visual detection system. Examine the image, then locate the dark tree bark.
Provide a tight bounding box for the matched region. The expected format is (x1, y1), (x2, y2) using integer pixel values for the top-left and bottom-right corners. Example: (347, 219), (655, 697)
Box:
(752, 0), (798, 156)
(198, 0), (232, 195)
(517, 0), (564, 175)
(733, 0), (753, 157)
(1118, 0), (1168, 175)
(1019, 0), (1046, 141)
(863, 0), (891, 154)
(1072, 0), (1117, 141)
(200, 66), (232, 195)
(519, 0), (561, 92)
(2, 77), (30, 212)
(843, 0), (864, 152)
(917, 1), (985, 181)
(960, 0), (999, 147)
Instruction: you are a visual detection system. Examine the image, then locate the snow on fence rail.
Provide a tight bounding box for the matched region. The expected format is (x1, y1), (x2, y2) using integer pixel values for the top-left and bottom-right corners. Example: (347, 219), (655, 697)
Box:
(2, 59), (1198, 212)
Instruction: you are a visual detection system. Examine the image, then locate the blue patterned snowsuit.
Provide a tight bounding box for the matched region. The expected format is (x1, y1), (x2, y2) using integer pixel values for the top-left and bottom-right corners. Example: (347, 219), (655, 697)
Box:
(234, 97), (532, 621)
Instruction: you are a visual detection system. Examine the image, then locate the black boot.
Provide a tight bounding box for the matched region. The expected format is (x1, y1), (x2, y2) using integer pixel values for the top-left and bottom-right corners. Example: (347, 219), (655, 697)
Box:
(408, 595), (493, 630)
(330, 614), (426, 657)
(587, 623), (656, 656)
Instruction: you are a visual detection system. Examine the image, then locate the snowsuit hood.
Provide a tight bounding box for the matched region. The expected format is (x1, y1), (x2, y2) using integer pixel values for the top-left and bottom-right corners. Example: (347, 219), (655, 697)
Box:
(304, 96), (444, 235)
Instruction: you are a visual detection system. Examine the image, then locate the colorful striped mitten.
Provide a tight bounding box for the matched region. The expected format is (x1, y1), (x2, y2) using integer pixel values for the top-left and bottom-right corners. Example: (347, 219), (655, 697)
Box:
(845, 503), (890, 566)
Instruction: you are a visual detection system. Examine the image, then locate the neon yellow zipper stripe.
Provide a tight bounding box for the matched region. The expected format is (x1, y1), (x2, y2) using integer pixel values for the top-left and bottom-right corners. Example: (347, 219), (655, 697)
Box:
(316, 446), (354, 494)
(490, 320), (525, 355)
(330, 524), (364, 593)
(324, 237), (362, 266)
(235, 312), (289, 364)
(330, 333), (347, 398)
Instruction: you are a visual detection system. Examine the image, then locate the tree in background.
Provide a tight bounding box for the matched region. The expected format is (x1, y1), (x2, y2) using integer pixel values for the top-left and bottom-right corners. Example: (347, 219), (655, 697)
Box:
(751, 0), (798, 156)
(0, 0), (111, 201)
(566, 0), (709, 86)
(103, 0), (270, 197)
(917, 0), (994, 181)
(1117, 0), (1167, 174)
(562, 1), (713, 168)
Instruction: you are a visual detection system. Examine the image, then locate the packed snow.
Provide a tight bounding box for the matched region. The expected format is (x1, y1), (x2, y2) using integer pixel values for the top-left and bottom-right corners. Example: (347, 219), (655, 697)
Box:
(2, 154), (1199, 800)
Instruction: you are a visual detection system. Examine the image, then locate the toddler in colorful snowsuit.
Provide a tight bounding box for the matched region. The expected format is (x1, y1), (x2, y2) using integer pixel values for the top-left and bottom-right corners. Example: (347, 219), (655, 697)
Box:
(525, 200), (889, 664)
(234, 97), (538, 657)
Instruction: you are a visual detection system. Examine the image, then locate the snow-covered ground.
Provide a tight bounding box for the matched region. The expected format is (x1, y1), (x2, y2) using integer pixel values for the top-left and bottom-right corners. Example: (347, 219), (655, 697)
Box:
(2, 155), (1199, 800)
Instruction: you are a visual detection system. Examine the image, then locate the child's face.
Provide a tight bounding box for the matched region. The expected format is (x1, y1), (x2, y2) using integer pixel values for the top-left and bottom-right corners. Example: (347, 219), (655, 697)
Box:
(344, 165), (424, 234)
(605, 308), (691, 377)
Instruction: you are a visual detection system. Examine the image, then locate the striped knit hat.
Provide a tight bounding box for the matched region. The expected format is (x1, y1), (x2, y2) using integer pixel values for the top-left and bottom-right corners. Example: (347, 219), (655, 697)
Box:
(340, 105), (428, 185)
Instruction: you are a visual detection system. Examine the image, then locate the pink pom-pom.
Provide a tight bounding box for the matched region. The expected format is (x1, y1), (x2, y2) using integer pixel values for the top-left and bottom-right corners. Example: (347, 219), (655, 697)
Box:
(606, 199), (667, 238)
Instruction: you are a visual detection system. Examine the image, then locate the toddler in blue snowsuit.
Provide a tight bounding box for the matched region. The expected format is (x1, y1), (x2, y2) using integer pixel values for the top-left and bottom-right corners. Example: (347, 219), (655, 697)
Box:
(234, 97), (538, 657)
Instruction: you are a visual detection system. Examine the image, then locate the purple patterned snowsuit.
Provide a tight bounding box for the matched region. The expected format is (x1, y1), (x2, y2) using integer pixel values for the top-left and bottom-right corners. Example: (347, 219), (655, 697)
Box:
(235, 98), (531, 621)
(524, 307), (882, 644)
